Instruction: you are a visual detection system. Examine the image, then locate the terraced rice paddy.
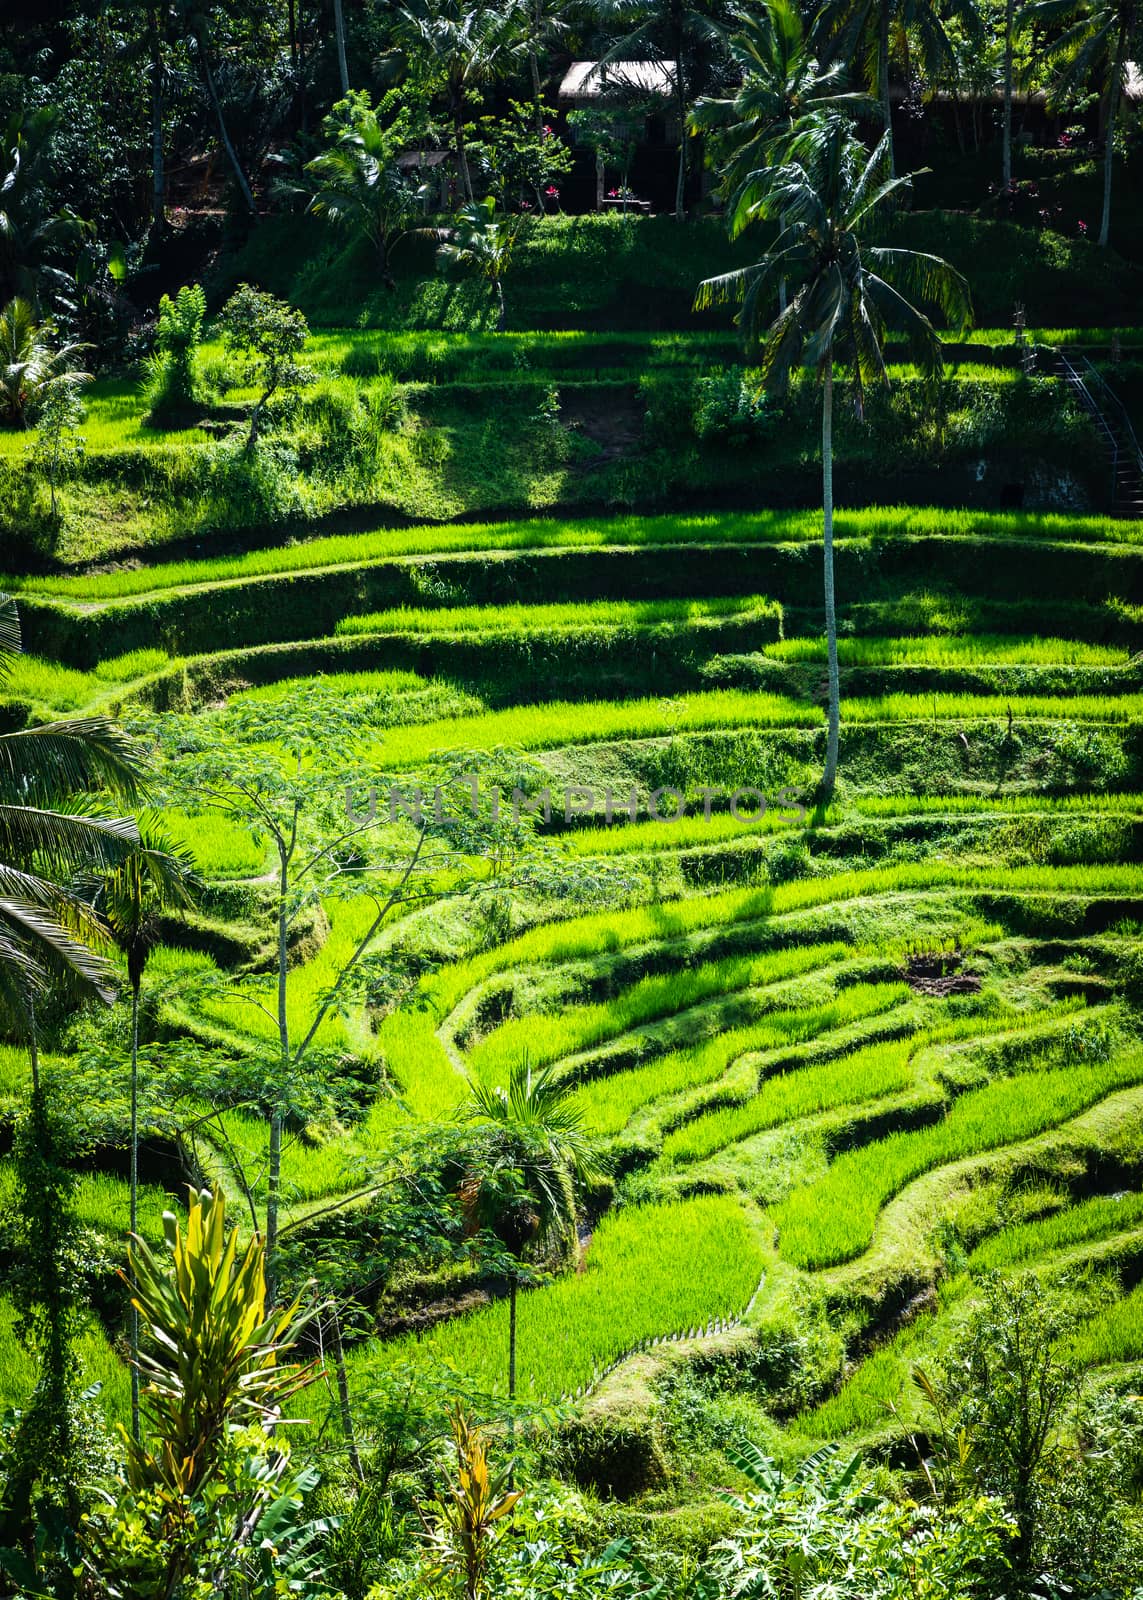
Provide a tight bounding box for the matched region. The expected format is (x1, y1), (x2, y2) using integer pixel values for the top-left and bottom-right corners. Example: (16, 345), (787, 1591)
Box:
(6, 416), (1143, 1473)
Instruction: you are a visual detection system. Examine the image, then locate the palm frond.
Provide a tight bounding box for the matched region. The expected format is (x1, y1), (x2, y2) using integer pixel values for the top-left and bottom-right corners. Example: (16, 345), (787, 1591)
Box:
(0, 594), (19, 682)
(0, 802), (139, 875)
(865, 247), (973, 332)
(0, 717), (146, 801)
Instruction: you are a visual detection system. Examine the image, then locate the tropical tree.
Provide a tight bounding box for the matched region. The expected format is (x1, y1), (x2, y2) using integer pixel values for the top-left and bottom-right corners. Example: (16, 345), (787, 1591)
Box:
(0, 298), (90, 427)
(96, 821), (197, 1444)
(438, 196), (521, 331)
(691, 0), (868, 194)
(172, 0), (256, 213)
(595, 0), (735, 220)
(0, 108), (85, 311)
(397, 0), (528, 203)
(460, 1060), (606, 1399)
(1033, 0), (1141, 246)
(812, 0), (982, 173)
(217, 283), (311, 449)
(695, 116), (971, 795)
(302, 91), (424, 287)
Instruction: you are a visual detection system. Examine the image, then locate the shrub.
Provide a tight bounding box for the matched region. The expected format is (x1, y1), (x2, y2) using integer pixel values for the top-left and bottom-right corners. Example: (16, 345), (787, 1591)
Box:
(143, 283), (207, 422)
(693, 367), (776, 445)
(204, 433), (303, 527)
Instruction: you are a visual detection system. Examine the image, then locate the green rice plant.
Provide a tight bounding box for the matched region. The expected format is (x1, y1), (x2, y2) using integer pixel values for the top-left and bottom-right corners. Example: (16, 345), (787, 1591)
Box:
(0, 655), (101, 713)
(371, 1010), (465, 1125)
(0, 1297), (130, 1424)
(198, 1108), (355, 1204)
(72, 1172), (172, 1241)
(93, 647), (171, 681)
(853, 793), (1143, 819)
(355, 1194), (765, 1400)
(7, 505), (1138, 601)
(234, 668), (425, 703)
(776, 1045), (1143, 1270)
(769, 635), (1129, 667)
(969, 1190), (1143, 1271)
(792, 1285), (964, 1439)
(661, 1023), (917, 1165)
(564, 803), (824, 857)
(1068, 1280), (1143, 1368)
(843, 694), (1143, 724)
(464, 943), (853, 1084)
(367, 689), (821, 770)
(161, 809), (268, 878)
(336, 596), (776, 637)
(423, 862), (1143, 1027)
(194, 897), (379, 1054)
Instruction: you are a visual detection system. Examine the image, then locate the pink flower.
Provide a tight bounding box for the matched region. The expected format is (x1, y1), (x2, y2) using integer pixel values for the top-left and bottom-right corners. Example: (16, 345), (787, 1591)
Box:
(608, 187), (618, 196)
(1078, 219), (1088, 234)
(543, 124), (553, 137)
(545, 185), (560, 197)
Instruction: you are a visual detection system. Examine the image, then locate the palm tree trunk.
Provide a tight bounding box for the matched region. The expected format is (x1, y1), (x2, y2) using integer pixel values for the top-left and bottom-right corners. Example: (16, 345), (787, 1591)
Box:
(149, 6), (165, 234)
(332, 0), (349, 96)
(821, 355), (840, 795)
(28, 998), (39, 1097)
(1099, 68), (1120, 248)
(193, 25), (255, 213)
(130, 981), (141, 1445)
(1002, 0), (1014, 190)
(494, 276), (506, 332)
(674, 65), (688, 222)
(530, 35), (546, 213)
(265, 852), (290, 1305)
(331, 1305), (364, 1481)
(878, 1), (894, 176)
(454, 107), (474, 204)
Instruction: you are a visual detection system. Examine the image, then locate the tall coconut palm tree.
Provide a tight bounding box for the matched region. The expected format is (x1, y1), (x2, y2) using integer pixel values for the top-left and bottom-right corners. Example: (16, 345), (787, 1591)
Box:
(96, 820), (197, 1443)
(695, 116), (971, 796)
(397, 0), (528, 203)
(691, 0), (867, 190)
(461, 1060), (606, 1399)
(1033, 0), (1140, 247)
(812, 0), (982, 173)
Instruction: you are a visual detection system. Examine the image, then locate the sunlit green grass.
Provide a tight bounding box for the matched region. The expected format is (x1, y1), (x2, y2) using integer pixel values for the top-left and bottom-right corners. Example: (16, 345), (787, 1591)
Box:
(367, 688), (822, 768)
(355, 1193), (765, 1400)
(969, 1189), (1143, 1271)
(769, 634), (1130, 667)
(464, 942), (851, 1084)
(8, 505), (1138, 600)
(336, 596), (776, 637)
(161, 809), (268, 877)
(777, 1039), (1142, 1270)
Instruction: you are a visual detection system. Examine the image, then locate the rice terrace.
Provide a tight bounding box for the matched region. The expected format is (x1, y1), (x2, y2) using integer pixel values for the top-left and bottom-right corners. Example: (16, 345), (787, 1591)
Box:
(5, 2), (1143, 1594)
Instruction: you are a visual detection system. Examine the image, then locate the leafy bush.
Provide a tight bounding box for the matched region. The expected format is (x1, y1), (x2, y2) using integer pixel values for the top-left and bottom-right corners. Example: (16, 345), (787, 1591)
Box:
(693, 367), (776, 444)
(143, 283), (207, 423)
(204, 433), (303, 527)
